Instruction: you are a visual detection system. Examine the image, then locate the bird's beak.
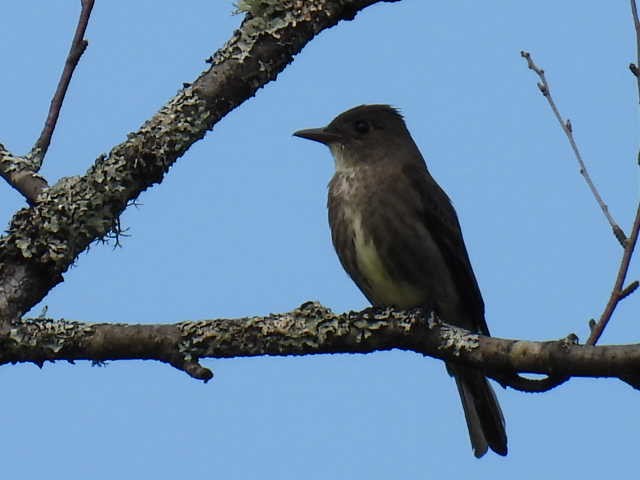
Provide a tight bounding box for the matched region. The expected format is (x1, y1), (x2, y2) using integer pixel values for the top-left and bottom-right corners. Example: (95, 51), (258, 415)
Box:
(293, 127), (341, 145)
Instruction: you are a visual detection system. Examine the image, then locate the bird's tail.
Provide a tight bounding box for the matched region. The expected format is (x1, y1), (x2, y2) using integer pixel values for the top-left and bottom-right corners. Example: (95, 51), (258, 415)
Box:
(447, 363), (507, 458)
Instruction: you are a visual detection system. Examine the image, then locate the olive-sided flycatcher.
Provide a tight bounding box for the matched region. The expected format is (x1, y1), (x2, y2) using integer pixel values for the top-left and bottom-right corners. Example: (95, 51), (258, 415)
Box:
(293, 104), (507, 458)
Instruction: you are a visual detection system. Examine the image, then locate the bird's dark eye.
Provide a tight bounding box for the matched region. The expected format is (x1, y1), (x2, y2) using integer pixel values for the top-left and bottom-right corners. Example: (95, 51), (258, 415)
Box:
(354, 120), (370, 134)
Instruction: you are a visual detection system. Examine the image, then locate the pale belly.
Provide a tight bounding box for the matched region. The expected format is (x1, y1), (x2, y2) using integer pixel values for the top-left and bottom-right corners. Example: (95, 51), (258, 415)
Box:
(350, 209), (426, 308)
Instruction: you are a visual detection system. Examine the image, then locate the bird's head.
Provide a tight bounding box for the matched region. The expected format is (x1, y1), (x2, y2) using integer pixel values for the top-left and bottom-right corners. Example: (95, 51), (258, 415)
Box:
(294, 104), (416, 171)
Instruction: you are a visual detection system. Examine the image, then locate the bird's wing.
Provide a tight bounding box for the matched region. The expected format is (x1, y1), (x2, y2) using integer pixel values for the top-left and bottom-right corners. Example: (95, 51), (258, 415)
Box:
(398, 162), (488, 335)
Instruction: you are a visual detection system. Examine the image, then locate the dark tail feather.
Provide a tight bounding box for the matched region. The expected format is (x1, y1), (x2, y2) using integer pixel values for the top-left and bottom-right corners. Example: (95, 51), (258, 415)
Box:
(447, 363), (507, 458)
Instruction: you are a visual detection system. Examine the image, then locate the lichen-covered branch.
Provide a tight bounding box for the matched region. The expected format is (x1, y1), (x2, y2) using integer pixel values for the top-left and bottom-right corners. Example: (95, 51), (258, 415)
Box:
(3, 302), (640, 391)
(0, 0), (400, 324)
(0, 144), (49, 203)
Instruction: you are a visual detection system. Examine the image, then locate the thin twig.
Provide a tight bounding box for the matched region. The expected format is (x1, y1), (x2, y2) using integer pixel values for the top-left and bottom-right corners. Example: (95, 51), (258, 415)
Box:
(29, 0), (95, 168)
(630, 0), (640, 100)
(586, 203), (640, 345)
(520, 50), (627, 246)
(584, 2), (640, 343)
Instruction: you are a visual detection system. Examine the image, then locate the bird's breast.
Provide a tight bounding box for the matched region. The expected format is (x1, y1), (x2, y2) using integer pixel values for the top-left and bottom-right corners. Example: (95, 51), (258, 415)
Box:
(330, 170), (426, 308)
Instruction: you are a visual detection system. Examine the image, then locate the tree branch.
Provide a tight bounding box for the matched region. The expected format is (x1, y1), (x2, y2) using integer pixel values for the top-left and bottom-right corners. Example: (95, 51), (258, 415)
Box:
(520, 50), (627, 246)
(0, 144), (49, 203)
(0, 0), (400, 324)
(3, 303), (640, 390)
(28, 0), (95, 167)
(520, 49), (640, 347)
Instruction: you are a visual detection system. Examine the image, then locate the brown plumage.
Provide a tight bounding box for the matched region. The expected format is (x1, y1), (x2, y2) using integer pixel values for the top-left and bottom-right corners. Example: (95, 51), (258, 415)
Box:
(294, 104), (507, 458)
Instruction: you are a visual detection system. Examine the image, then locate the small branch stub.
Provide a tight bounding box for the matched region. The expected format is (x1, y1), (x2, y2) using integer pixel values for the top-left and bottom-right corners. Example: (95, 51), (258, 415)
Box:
(620, 280), (639, 299)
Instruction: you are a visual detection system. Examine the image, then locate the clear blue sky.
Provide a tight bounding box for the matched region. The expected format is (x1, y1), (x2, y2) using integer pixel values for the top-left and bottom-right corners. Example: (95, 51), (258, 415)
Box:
(1, 1), (638, 478)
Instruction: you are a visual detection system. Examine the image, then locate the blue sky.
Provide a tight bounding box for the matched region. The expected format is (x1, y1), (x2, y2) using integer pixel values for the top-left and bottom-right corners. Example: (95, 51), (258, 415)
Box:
(0, 1), (638, 478)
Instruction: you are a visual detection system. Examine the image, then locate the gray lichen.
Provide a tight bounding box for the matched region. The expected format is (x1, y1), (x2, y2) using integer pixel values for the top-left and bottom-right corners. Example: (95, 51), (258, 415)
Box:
(8, 317), (94, 355)
(0, 144), (39, 173)
(439, 325), (480, 357)
(233, 0), (282, 15)
(216, 0), (318, 65)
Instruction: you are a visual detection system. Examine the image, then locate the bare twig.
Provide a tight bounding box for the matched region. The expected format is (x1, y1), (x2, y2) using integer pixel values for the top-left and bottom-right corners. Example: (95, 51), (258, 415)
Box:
(580, 0), (640, 344)
(630, 0), (640, 100)
(2, 0), (93, 201)
(586, 202), (640, 345)
(522, 44), (640, 346)
(520, 50), (627, 246)
(28, 0), (95, 167)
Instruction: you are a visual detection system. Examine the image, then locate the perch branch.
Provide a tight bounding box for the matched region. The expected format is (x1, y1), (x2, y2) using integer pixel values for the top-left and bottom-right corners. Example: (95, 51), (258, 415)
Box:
(3, 303), (640, 392)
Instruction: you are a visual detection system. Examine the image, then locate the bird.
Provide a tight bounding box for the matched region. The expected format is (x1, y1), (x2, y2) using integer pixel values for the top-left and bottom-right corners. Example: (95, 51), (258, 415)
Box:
(293, 104), (507, 457)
